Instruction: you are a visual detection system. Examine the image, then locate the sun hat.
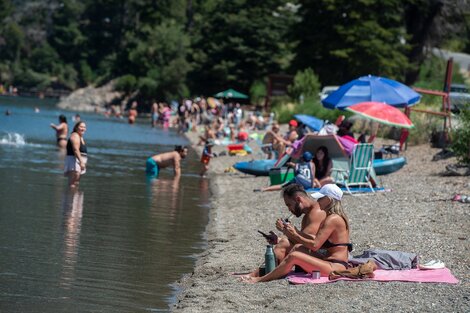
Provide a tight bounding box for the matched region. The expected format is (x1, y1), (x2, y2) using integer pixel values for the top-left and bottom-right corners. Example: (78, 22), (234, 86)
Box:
(311, 184), (343, 201)
(302, 151), (313, 162)
(289, 119), (298, 127)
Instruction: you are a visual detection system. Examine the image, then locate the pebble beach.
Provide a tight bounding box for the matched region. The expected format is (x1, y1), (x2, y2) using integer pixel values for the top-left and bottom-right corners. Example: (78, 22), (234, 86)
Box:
(172, 132), (470, 312)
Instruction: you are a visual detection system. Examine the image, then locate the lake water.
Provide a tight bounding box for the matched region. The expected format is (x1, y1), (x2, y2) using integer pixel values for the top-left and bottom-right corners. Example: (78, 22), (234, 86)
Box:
(0, 96), (210, 312)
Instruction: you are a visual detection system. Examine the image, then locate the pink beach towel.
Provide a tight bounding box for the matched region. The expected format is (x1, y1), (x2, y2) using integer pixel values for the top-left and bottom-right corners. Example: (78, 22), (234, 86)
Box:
(287, 268), (459, 285)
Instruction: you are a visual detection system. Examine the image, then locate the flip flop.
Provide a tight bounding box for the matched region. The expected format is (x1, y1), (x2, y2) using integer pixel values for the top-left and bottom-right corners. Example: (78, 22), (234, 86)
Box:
(418, 259), (445, 270)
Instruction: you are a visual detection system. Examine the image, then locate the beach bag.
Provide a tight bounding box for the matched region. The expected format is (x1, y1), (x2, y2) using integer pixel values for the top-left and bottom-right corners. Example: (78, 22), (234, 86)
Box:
(328, 260), (377, 280)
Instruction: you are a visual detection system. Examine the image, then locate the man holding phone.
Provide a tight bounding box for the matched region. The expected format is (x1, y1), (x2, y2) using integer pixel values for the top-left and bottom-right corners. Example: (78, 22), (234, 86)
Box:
(250, 183), (327, 277)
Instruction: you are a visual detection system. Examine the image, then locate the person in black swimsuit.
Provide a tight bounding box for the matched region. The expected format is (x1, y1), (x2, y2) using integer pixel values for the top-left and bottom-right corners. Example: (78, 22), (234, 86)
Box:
(243, 184), (352, 283)
(64, 121), (87, 188)
(50, 115), (68, 148)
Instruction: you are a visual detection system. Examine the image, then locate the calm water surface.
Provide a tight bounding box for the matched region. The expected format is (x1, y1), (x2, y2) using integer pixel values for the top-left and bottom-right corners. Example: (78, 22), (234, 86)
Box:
(0, 96), (210, 312)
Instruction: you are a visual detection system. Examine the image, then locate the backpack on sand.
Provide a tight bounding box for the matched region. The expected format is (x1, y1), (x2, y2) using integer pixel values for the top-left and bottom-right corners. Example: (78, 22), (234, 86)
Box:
(329, 260), (377, 280)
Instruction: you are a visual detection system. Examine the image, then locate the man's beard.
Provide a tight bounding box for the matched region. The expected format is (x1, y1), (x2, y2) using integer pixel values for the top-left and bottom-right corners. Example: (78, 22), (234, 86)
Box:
(294, 202), (302, 217)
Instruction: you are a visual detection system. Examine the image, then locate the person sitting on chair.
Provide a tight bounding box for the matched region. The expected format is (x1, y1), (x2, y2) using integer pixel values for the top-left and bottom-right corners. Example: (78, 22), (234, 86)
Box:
(262, 123), (289, 159)
(256, 151), (315, 192)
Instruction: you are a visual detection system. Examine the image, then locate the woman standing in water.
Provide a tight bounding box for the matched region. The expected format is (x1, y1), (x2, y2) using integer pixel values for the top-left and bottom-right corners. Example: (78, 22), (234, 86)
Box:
(64, 121), (87, 188)
(50, 115), (68, 148)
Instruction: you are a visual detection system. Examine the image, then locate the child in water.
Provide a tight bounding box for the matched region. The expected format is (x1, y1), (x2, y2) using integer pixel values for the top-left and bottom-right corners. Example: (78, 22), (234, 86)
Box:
(200, 139), (216, 177)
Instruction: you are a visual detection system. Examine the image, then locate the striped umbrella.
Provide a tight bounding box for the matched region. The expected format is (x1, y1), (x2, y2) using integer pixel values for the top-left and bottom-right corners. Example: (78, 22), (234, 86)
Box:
(322, 75), (421, 110)
(345, 102), (414, 129)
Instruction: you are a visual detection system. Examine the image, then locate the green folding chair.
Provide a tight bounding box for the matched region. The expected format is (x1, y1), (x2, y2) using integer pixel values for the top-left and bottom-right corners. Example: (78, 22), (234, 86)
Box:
(335, 144), (375, 195)
(331, 157), (350, 183)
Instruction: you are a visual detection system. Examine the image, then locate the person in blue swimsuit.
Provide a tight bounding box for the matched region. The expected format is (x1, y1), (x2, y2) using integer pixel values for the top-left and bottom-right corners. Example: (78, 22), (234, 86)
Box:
(146, 146), (188, 178)
(257, 151), (315, 192)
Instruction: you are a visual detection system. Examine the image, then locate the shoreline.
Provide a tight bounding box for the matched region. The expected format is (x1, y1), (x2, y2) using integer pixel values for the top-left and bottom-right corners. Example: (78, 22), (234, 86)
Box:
(174, 132), (469, 312)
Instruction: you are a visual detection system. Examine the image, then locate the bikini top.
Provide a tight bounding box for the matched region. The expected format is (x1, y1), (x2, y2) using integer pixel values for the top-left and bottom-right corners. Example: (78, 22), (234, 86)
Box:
(321, 240), (353, 252)
(66, 137), (87, 156)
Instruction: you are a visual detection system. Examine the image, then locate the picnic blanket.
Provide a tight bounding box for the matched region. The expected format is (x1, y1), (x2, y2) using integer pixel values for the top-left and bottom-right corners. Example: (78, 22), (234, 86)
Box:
(287, 268), (459, 285)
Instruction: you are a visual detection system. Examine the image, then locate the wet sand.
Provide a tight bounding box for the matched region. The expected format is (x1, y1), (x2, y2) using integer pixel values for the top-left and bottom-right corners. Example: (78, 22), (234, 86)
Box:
(173, 132), (469, 312)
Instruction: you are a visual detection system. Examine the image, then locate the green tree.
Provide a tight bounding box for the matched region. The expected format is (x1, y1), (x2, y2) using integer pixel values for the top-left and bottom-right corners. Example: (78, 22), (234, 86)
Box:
(29, 43), (59, 73)
(0, 22), (25, 62)
(81, 0), (127, 71)
(123, 20), (190, 100)
(288, 68), (320, 99)
(292, 0), (409, 85)
(49, 0), (86, 64)
(450, 105), (470, 165)
(0, 0), (12, 21)
(188, 0), (297, 95)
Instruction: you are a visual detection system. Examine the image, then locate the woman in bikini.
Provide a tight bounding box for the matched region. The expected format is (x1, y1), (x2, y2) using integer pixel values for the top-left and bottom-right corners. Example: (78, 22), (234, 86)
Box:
(50, 115), (68, 148)
(243, 184), (351, 283)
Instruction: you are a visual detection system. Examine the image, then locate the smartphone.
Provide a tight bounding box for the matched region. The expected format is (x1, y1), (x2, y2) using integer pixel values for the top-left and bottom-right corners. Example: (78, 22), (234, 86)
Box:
(257, 230), (270, 238)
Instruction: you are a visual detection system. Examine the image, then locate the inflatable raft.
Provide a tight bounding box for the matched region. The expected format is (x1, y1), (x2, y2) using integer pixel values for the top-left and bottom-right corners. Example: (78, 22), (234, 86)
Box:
(233, 157), (406, 176)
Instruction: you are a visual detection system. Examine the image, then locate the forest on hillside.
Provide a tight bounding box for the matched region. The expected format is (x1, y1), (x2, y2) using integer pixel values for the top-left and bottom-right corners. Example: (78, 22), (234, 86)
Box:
(0, 0), (469, 105)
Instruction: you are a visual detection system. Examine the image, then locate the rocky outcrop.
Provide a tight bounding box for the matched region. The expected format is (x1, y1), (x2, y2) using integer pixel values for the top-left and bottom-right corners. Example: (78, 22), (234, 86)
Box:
(57, 80), (124, 112)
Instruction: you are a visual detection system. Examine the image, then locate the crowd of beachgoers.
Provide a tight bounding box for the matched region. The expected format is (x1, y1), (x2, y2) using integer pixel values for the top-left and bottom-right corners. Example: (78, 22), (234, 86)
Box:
(43, 94), (469, 311)
(171, 129), (469, 312)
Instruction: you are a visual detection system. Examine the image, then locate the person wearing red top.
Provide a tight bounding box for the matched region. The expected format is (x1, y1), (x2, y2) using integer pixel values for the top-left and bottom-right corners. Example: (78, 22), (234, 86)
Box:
(200, 140), (216, 177)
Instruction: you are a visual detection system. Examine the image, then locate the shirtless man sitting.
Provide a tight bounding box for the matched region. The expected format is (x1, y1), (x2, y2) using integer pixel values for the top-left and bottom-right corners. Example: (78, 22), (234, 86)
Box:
(247, 183), (326, 277)
(262, 122), (291, 158)
(146, 145), (188, 178)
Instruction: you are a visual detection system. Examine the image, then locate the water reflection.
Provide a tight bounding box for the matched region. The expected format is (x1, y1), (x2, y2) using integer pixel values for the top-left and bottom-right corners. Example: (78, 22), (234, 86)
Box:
(198, 177), (210, 204)
(147, 176), (180, 220)
(59, 189), (84, 289)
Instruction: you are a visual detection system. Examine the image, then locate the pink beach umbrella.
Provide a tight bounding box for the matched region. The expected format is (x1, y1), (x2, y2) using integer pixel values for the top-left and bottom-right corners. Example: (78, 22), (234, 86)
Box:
(345, 101), (414, 129)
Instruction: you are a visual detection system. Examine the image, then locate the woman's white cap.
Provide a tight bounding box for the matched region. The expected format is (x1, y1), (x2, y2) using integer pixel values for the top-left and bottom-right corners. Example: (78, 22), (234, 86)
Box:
(311, 184), (343, 201)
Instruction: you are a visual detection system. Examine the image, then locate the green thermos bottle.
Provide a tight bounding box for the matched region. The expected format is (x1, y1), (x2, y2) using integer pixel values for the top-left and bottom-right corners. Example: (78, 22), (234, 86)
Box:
(265, 245), (276, 274)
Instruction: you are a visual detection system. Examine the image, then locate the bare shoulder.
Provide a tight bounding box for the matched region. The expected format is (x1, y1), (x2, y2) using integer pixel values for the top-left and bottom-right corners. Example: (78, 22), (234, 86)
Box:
(309, 203), (326, 218)
(324, 214), (345, 226)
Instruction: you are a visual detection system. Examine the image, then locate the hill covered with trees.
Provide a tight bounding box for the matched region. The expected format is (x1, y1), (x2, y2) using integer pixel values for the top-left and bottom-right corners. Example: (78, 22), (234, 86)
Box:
(0, 0), (468, 107)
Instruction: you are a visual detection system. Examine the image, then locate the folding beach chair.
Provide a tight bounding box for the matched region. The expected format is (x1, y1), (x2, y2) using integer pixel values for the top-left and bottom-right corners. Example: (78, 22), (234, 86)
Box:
(251, 134), (276, 159)
(335, 143), (375, 194)
(331, 158), (350, 183)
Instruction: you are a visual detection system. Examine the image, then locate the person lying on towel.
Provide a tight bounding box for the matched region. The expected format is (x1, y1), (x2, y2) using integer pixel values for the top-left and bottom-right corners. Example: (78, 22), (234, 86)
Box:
(243, 183), (352, 283)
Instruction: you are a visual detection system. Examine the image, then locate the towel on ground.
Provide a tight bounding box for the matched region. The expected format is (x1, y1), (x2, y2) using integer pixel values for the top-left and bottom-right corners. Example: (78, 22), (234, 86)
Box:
(287, 268), (458, 285)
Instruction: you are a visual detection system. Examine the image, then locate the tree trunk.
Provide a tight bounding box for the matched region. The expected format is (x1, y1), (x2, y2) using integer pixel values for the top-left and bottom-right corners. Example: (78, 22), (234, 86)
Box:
(404, 0), (444, 85)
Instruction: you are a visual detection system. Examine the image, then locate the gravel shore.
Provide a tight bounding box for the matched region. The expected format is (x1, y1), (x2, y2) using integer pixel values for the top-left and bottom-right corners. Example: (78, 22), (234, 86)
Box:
(172, 132), (470, 313)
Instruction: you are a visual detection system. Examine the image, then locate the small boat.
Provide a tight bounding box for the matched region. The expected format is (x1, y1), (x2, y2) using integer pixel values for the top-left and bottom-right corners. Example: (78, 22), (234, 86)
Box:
(234, 156), (407, 176)
(233, 159), (277, 176)
(373, 156), (407, 175)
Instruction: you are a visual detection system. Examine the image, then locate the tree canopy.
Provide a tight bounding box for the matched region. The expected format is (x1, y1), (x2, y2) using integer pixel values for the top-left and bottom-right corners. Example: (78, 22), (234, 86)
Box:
(0, 0), (468, 106)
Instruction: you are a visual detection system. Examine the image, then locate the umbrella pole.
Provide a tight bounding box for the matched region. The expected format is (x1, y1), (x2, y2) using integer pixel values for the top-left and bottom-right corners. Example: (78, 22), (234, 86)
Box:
(400, 107), (412, 151)
(442, 58), (453, 145)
